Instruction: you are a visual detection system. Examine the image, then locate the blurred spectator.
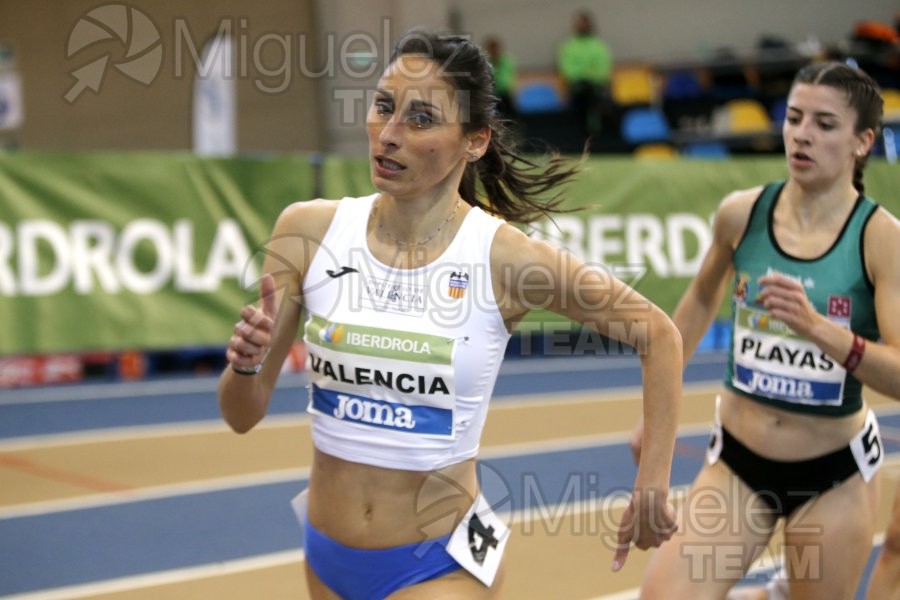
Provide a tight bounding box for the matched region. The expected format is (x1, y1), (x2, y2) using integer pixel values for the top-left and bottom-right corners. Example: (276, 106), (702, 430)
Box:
(707, 46), (757, 102)
(557, 10), (613, 136)
(754, 34), (803, 104)
(853, 19), (899, 49)
(484, 36), (517, 118)
(850, 19), (900, 89)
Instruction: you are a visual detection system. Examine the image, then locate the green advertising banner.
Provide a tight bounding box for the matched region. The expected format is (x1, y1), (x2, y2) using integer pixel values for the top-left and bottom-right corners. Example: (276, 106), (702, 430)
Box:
(546, 158), (899, 320)
(0, 152), (314, 355)
(1, 152), (898, 355)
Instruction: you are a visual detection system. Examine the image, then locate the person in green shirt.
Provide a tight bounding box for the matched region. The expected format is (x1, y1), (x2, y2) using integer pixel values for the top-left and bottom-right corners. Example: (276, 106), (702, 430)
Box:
(557, 11), (613, 136)
(484, 37), (517, 118)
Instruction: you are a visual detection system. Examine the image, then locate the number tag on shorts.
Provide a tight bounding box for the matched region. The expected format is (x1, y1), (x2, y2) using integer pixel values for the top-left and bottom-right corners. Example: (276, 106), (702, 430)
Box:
(849, 410), (883, 483)
(446, 492), (509, 587)
(290, 488), (309, 524)
(706, 395), (724, 465)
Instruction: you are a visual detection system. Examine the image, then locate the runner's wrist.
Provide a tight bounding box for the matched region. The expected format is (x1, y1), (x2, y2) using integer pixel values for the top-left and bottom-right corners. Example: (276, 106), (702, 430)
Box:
(229, 348), (271, 376)
(842, 334), (865, 373)
(231, 362), (263, 375)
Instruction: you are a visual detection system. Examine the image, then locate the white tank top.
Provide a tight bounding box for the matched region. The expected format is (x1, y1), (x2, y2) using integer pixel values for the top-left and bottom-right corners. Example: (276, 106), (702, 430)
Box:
(302, 194), (511, 471)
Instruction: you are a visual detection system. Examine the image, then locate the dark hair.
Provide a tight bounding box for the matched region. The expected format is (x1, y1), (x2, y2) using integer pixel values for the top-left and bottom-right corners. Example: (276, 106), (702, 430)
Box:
(388, 28), (581, 224)
(791, 61), (883, 194)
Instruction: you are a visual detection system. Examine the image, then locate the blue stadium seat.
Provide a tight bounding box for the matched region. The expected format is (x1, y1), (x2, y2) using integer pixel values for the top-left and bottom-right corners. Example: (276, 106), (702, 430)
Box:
(515, 81), (565, 114)
(683, 141), (730, 159)
(769, 97), (787, 125)
(663, 70), (704, 101)
(620, 107), (671, 144)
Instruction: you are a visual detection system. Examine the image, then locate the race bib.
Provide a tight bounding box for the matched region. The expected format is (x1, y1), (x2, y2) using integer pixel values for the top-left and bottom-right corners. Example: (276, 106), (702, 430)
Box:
(849, 410), (883, 483)
(446, 492), (510, 587)
(732, 304), (845, 406)
(305, 314), (458, 438)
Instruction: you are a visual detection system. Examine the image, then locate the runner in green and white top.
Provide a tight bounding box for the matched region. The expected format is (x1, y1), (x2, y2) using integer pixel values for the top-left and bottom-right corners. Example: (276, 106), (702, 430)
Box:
(635, 61), (900, 600)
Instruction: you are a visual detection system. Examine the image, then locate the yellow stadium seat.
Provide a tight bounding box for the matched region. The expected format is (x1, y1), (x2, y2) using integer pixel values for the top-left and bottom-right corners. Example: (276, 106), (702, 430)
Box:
(633, 143), (678, 159)
(882, 88), (900, 121)
(611, 66), (656, 106)
(722, 98), (772, 134)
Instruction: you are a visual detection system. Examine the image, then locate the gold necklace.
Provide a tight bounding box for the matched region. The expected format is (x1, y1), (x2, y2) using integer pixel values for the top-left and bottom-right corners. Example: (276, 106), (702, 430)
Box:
(375, 198), (461, 248)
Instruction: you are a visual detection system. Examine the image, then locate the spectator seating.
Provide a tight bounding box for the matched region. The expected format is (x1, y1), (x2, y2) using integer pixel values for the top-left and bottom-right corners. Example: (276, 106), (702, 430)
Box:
(510, 64), (900, 157)
(709, 61), (757, 102)
(611, 65), (656, 106)
(662, 69), (705, 101)
(682, 140), (730, 159)
(661, 69), (716, 131)
(515, 76), (566, 114)
(633, 143), (678, 159)
(883, 88), (900, 121)
(620, 106), (671, 145)
(768, 97), (787, 126)
(714, 98), (772, 135)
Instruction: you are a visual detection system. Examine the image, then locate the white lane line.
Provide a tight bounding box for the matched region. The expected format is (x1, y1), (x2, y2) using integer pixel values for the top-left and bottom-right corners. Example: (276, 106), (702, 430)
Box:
(0, 384), (724, 452)
(0, 467), (309, 520)
(480, 423), (713, 460)
(0, 549), (305, 600)
(0, 429), (651, 520)
(497, 352), (726, 376)
(492, 381), (724, 407)
(0, 414), (308, 452)
(0, 353), (728, 406)
(4, 426), (897, 521)
(9, 377), (895, 454)
(0, 423), (717, 520)
(1, 487), (890, 600)
(0, 373), (309, 405)
(585, 590), (640, 600)
(3, 408), (898, 519)
(0, 486), (688, 600)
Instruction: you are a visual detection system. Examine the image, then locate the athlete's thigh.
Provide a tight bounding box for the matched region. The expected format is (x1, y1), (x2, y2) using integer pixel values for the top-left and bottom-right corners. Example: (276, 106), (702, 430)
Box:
(641, 461), (778, 600)
(867, 482), (900, 600)
(886, 482), (900, 544)
(388, 564), (504, 599)
(782, 473), (879, 600)
(303, 561), (342, 600)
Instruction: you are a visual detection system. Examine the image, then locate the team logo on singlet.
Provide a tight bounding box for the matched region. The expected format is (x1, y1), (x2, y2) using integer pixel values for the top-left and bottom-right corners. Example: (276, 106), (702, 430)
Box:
(448, 271), (469, 299)
(362, 276), (427, 314)
(828, 295), (852, 319)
